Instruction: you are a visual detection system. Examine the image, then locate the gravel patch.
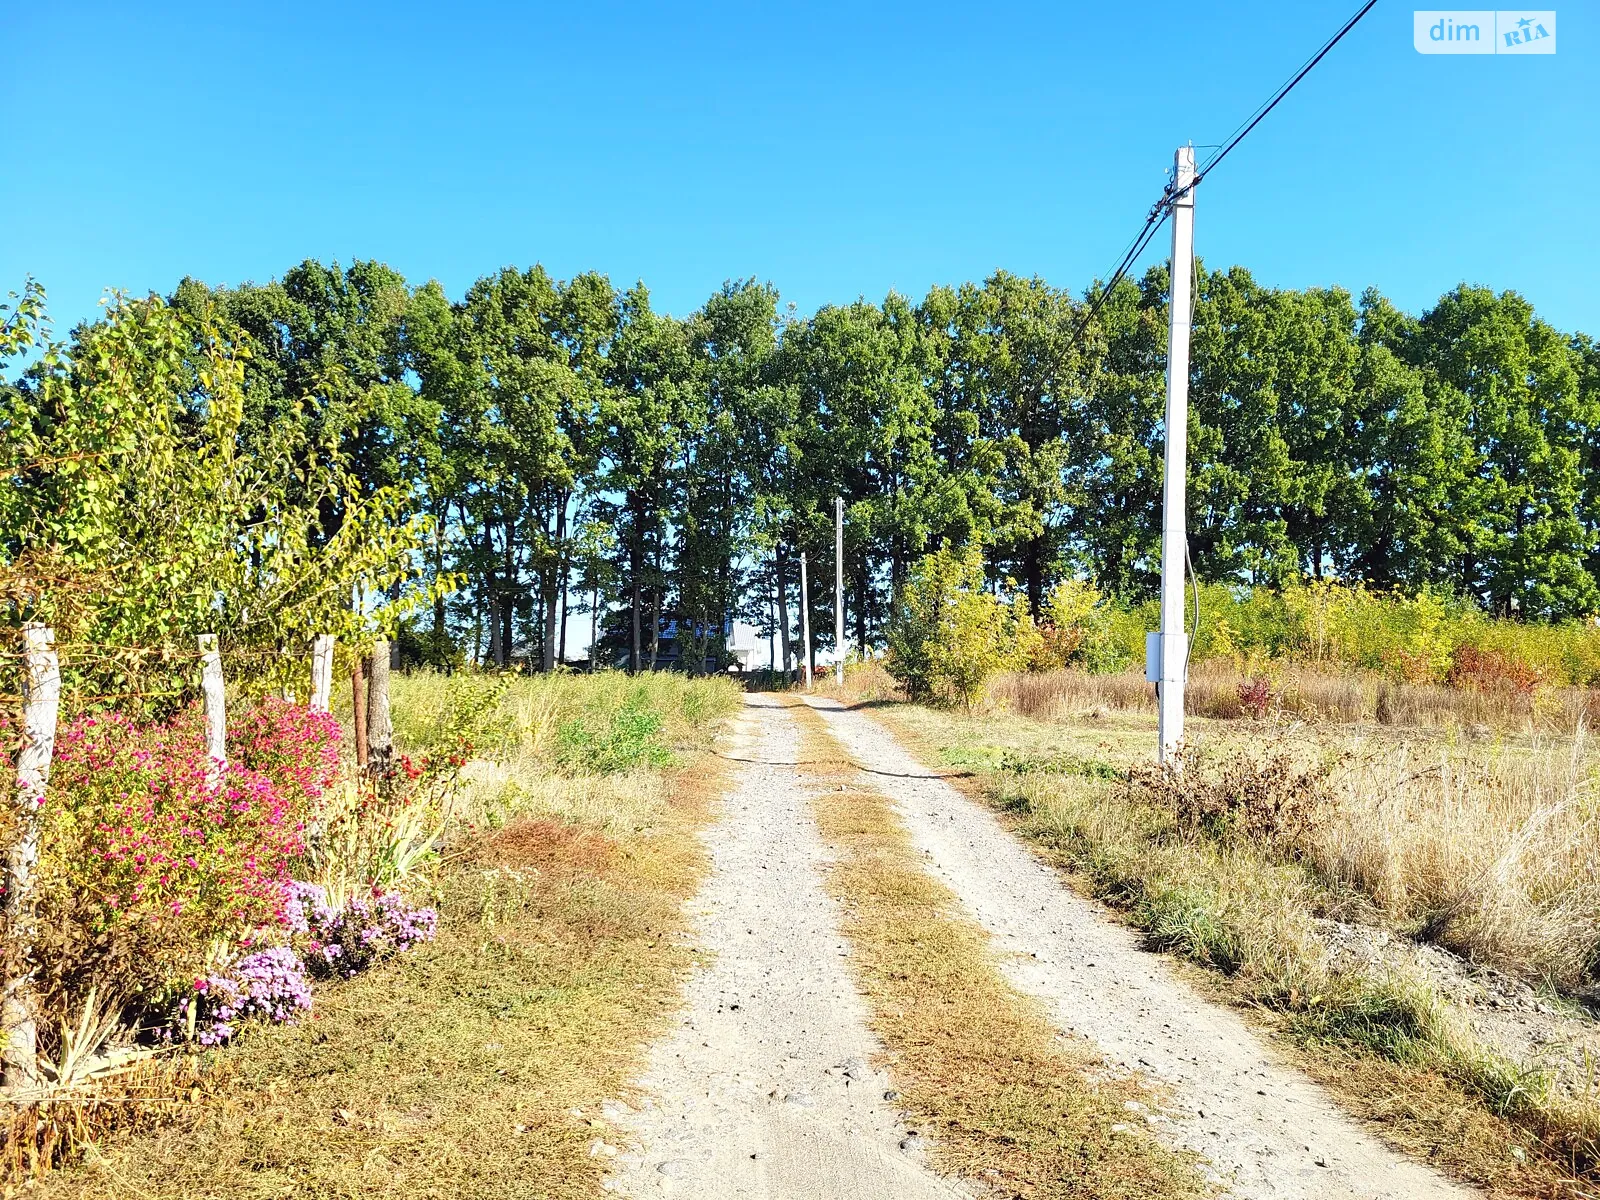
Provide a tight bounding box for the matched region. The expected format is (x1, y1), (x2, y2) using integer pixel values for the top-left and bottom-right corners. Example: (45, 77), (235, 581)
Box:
(806, 696), (1479, 1200)
(1317, 916), (1600, 1098)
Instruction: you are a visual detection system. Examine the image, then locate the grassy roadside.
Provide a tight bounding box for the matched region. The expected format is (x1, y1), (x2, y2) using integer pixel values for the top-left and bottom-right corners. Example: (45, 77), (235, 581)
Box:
(39, 672), (741, 1200)
(788, 700), (1206, 1200)
(866, 699), (1599, 1200)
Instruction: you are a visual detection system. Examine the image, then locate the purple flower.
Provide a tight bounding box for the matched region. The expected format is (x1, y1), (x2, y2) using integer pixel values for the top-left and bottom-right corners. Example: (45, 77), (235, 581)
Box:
(287, 881), (438, 980)
(191, 946), (311, 1044)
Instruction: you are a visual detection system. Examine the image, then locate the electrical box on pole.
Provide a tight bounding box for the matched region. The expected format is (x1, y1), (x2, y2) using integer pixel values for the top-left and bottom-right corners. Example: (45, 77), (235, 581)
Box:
(1156, 145), (1196, 766)
(835, 497), (845, 687)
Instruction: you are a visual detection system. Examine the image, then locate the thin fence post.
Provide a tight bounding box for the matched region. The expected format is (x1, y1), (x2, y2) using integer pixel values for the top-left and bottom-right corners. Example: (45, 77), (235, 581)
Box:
(4, 623), (60, 1087)
(366, 637), (393, 775)
(352, 657), (369, 770)
(310, 634), (334, 713)
(199, 634), (226, 789)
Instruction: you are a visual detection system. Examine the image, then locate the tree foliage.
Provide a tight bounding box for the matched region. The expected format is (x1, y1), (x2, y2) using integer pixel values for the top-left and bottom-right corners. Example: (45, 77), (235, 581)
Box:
(0, 283), (445, 708)
(9, 255), (1598, 685)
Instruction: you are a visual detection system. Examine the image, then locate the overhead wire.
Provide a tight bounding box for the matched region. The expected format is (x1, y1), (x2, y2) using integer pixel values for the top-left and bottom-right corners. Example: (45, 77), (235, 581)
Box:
(1193, 0), (1381, 185)
(1072, 0), (1380, 344)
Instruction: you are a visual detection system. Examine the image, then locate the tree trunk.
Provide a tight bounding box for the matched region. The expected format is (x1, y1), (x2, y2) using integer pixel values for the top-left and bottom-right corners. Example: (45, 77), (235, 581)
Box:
(775, 548), (792, 675)
(1025, 535), (1045, 614)
(501, 519), (517, 668)
(432, 508), (447, 639)
(558, 537), (571, 673)
(648, 586), (662, 671)
(543, 500), (566, 673)
(629, 496), (644, 675)
(856, 560), (870, 653)
(648, 534), (663, 671)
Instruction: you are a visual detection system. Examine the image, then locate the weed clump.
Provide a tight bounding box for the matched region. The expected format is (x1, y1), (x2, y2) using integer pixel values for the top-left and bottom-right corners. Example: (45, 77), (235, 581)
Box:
(558, 696), (672, 773)
(1125, 746), (1335, 849)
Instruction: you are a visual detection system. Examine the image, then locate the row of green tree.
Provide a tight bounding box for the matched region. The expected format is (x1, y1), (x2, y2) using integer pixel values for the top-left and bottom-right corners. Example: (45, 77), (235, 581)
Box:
(11, 259), (1597, 674)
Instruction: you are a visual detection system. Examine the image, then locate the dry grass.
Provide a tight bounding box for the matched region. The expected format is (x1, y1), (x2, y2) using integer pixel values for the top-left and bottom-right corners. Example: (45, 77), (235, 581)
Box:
(1306, 735), (1600, 986)
(873, 702), (1600, 1198)
(788, 701), (1205, 1200)
(989, 664), (1600, 733)
(35, 678), (736, 1200)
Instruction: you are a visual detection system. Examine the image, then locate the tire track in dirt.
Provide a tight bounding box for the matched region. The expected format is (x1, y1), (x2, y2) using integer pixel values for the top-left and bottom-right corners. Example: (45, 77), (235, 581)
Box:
(601, 696), (971, 1199)
(804, 696), (1479, 1200)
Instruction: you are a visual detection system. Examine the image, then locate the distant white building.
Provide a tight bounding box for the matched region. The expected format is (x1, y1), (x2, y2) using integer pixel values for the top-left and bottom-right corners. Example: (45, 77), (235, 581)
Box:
(725, 619), (842, 674)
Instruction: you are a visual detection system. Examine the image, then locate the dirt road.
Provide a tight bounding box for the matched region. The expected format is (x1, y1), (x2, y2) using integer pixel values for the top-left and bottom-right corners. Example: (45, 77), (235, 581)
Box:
(604, 696), (1477, 1199)
(603, 696), (969, 1198)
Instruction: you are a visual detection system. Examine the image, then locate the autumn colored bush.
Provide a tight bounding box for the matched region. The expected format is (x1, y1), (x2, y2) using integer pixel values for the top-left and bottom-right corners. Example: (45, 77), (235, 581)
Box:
(1447, 644), (1541, 697)
(1236, 676), (1274, 720)
(887, 545), (1035, 707)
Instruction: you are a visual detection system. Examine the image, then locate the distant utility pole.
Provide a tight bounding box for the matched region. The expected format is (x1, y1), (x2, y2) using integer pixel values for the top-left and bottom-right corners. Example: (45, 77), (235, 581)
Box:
(799, 552), (813, 689)
(1157, 145), (1196, 766)
(834, 497), (845, 687)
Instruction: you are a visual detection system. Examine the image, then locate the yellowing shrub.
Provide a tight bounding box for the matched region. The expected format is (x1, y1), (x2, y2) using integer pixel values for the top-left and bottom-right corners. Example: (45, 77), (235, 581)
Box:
(886, 546), (1033, 707)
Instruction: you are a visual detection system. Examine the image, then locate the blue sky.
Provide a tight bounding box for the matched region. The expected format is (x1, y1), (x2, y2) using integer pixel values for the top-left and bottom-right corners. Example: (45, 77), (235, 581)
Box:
(4, 1), (1593, 336)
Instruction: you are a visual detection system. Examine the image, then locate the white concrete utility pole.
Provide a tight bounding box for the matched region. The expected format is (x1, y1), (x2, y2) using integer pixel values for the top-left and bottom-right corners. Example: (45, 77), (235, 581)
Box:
(799, 551), (813, 689)
(834, 497), (845, 687)
(1156, 145), (1197, 766)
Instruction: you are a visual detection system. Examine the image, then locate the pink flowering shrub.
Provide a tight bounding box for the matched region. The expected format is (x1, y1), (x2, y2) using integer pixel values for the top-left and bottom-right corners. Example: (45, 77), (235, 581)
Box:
(228, 698), (340, 812)
(32, 702), (338, 1009)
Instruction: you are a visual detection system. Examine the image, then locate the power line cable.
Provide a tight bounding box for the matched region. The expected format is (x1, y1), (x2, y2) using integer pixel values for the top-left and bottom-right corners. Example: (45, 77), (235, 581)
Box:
(1073, 0), (1379, 340)
(1193, 0), (1380, 185)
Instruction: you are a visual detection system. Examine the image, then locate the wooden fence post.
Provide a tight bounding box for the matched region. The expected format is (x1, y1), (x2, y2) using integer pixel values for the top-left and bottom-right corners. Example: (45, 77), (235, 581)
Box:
(366, 638), (393, 775)
(310, 634), (334, 713)
(352, 657), (369, 770)
(199, 634), (226, 789)
(4, 623), (60, 1087)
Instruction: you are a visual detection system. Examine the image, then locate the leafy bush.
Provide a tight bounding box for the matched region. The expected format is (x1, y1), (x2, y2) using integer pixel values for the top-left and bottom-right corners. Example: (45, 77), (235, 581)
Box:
(1034, 579), (1126, 672)
(887, 545), (1034, 707)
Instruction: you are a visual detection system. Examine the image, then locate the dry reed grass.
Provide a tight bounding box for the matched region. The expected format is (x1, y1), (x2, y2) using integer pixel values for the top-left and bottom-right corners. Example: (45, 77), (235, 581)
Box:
(990, 664), (1600, 734)
(1307, 735), (1600, 987)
